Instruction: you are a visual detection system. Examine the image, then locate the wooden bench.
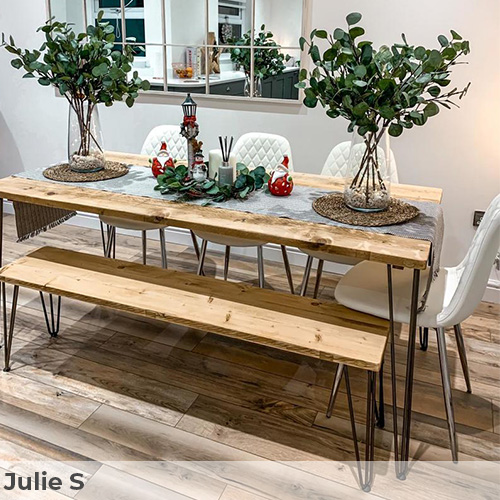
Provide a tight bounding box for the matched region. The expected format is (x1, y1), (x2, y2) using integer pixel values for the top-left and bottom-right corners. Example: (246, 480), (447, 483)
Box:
(0, 246), (389, 491)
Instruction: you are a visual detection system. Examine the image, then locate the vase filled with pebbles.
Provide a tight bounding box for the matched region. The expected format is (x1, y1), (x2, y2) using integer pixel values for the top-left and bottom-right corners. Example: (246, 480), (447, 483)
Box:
(344, 127), (393, 212)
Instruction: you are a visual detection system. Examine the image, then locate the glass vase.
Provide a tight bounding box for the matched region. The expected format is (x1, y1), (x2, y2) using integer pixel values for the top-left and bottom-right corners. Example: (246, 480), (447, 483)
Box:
(344, 127), (393, 212)
(67, 101), (105, 173)
(244, 74), (263, 98)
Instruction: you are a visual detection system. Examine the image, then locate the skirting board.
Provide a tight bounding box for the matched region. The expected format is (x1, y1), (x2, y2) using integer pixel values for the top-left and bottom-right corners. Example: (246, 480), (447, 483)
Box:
(4, 202), (500, 304)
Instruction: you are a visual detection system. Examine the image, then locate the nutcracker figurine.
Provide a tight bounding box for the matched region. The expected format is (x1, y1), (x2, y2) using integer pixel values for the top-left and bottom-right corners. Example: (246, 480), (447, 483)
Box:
(268, 155), (293, 196)
(150, 141), (175, 178)
(180, 93), (199, 178)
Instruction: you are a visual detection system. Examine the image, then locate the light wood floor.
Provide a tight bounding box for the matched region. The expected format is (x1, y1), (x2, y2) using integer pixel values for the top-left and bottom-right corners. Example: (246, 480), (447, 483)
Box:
(0, 214), (499, 499)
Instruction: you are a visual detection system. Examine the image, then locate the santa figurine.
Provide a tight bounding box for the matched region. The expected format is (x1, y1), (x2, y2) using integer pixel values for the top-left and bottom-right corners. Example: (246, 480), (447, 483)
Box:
(268, 155), (293, 196)
(150, 141), (175, 178)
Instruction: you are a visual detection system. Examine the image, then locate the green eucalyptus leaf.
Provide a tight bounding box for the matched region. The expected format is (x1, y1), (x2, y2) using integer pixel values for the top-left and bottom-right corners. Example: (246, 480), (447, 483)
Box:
(353, 65), (366, 78)
(346, 12), (362, 25)
(428, 86), (441, 97)
(423, 102), (440, 118)
(315, 30), (328, 39)
(333, 28), (345, 41)
(10, 58), (23, 69)
(388, 123), (403, 137)
(438, 35), (449, 47)
(349, 27), (365, 39)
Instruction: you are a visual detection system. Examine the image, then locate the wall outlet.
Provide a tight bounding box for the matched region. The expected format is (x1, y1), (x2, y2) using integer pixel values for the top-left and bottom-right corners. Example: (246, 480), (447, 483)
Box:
(473, 210), (485, 227)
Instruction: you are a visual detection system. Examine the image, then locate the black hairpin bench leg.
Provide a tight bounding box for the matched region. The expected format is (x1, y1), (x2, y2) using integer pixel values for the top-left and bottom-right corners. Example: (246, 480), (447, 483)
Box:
(343, 366), (377, 492)
(2, 283), (19, 372)
(40, 292), (61, 338)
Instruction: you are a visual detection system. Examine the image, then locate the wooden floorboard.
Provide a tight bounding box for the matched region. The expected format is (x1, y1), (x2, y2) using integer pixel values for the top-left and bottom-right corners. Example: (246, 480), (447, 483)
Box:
(0, 214), (499, 499)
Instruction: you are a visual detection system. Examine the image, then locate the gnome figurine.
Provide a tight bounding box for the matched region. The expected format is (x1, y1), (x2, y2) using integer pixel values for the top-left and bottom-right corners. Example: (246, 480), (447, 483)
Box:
(151, 141), (175, 178)
(268, 155), (293, 196)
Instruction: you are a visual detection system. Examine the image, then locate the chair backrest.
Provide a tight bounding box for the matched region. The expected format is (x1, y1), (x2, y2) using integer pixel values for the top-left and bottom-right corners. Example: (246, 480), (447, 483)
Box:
(439, 193), (500, 326)
(233, 133), (294, 171)
(321, 141), (399, 183)
(141, 125), (187, 160)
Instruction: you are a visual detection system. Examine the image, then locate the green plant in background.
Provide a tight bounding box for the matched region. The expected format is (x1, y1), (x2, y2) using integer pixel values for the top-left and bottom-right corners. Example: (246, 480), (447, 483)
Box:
(230, 25), (288, 79)
(299, 12), (470, 137)
(155, 163), (270, 204)
(2, 12), (150, 162)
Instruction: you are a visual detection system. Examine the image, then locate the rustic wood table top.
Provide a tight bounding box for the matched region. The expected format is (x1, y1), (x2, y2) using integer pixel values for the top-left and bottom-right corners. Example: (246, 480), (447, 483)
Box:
(0, 151), (443, 270)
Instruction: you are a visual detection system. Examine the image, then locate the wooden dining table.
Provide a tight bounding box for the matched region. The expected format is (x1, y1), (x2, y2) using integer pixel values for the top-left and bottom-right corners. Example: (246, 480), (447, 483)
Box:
(0, 151), (443, 479)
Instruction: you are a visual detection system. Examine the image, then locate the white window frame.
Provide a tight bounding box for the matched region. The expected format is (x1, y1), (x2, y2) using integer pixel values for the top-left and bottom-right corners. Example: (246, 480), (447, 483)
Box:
(46, 0), (311, 106)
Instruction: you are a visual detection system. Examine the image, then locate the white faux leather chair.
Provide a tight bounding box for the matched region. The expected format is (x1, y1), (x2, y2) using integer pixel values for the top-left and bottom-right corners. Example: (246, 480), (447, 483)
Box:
(99, 125), (199, 267)
(196, 133), (294, 290)
(334, 193), (500, 462)
(299, 141), (399, 297)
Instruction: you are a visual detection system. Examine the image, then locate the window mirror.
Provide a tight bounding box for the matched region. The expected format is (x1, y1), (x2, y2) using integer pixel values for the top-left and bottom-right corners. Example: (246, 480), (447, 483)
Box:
(47, 0), (308, 102)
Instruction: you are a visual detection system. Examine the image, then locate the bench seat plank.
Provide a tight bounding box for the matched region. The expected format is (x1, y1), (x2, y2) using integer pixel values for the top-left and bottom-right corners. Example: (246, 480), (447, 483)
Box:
(0, 247), (389, 371)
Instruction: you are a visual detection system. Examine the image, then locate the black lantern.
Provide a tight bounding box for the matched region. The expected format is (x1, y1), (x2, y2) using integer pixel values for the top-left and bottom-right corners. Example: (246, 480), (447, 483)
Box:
(182, 93), (197, 118)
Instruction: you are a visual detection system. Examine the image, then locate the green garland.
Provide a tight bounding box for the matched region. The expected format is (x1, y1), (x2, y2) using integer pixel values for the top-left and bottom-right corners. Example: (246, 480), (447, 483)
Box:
(154, 163), (270, 204)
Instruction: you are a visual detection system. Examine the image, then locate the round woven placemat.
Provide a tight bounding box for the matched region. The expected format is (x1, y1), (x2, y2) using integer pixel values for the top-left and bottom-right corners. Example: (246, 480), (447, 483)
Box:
(313, 193), (420, 227)
(43, 161), (129, 183)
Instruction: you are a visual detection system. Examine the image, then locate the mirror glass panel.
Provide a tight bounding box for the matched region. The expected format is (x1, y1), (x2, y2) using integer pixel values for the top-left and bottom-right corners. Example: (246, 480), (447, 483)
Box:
(50, 0), (305, 101)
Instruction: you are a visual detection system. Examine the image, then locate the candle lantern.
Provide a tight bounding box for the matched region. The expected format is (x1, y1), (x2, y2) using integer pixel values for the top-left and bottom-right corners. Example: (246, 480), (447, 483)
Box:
(180, 93), (200, 177)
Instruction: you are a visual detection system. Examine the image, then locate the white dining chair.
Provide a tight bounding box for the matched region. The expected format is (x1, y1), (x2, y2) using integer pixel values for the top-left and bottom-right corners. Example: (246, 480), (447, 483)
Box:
(333, 193), (500, 462)
(197, 132), (295, 290)
(99, 125), (201, 266)
(299, 141), (399, 297)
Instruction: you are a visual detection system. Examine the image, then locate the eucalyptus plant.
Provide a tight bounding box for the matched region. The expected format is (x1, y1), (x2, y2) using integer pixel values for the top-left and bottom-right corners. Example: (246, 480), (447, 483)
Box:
(230, 25), (288, 79)
(299, 12), (470, 137)
(298, 12), (470, 210)
(2, 12), (150, 162)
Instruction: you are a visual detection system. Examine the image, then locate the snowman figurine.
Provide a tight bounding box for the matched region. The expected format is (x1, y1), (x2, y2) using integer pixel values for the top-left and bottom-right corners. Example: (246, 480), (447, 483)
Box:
(268, 155), (293, 196)
(192, 151), (208, 183)
(151, 141), (175, 178)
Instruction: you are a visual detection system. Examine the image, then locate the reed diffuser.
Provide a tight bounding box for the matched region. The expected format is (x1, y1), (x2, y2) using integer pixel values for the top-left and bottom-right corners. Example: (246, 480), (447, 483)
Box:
(218, 136), (234, 186)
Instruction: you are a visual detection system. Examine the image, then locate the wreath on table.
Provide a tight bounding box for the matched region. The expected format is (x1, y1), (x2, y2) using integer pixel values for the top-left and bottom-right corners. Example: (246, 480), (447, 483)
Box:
(154, 163), (270, 204)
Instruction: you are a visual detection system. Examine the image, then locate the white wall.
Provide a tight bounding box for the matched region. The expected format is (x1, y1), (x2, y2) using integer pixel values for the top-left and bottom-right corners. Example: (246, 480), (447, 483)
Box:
(0, 0), (499, 285)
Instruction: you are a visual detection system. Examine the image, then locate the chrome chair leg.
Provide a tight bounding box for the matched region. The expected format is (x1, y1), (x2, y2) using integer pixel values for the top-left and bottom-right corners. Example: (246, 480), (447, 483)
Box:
(40, 292), (61, 338)
(197, 240), (208, 276)
(257, 246), (265, 288)
(223, 246), (231, 280)
(141, 230), (147, 265)
(313, 259), (324, 299)
(104, 225), (116, 259)
(454, 323), (472, 394)
(436, 327), (458, 463)
(419, 327), (429, 351)
(326, 362), (344, 418)
(159, 228), (168, 269)
(2, 283), (19, 372)
(299, 256), (313, 297)
(280, 245), (295, 294)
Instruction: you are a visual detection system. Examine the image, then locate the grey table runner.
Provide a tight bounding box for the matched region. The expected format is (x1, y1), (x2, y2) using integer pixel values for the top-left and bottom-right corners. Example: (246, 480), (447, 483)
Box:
(15, 165), (443, 308)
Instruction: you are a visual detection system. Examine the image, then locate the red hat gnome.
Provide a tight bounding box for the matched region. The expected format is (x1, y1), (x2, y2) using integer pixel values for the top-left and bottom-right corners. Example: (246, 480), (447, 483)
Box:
(268, 155), (293, 196)
(151, 141), (175, 178)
